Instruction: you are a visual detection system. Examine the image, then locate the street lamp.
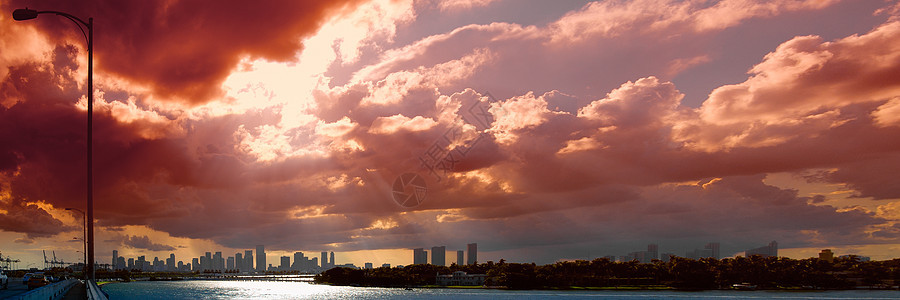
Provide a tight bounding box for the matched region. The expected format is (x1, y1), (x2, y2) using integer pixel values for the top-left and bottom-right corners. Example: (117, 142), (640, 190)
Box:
(65, 208), (87, 274)
(14, 7), (95, 280)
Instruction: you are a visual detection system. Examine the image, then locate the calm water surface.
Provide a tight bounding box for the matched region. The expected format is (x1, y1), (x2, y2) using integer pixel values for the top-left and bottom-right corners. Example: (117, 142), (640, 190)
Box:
(102, 280), (899, 299)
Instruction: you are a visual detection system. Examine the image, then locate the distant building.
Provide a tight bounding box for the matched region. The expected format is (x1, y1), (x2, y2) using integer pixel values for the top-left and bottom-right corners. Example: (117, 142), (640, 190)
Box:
(330, 252), (335, 267)
(457, 250), (464, 265)
(227, 256), (235, 270)
(321, 251), (329, 268)
(112, 250), (118, 270)
(659, 253), (675, 262)
(705, 243), (720, 259)
(256, 245), (266, 272)
(819, 249), (834, 263)
(244, 250), (254, 271)
(467, 243), (477, 265)
(745, 241), (778, 258)
(280, 256), (291, 270)
(839, 255), (871, 262)
(432, 246), (446, 266)
(647, 244), (658, 262)
(382, 263), (391, 268)
(235, 253), (243, 272)
(413, 248), (428, 265)
(436, 271), (487, 286)
(365, 262), (373, 269)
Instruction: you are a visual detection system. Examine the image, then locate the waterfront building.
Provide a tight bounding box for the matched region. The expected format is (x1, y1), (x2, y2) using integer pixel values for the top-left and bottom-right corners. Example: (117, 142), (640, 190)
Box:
(256, 245), (266, 272)
(112, 250), (118, 270)
(435, 271), (487, 286)
(227, 256), (235, 270)
(457, 250), (464, 265)
(432, 246), (446, 266)
(235, 253), (243, 272)
(745, 241), (778, 257)
(413, 248), (428, 265)
(280, 256), (290, 270)
(819, 249), (834, 263)
(705, 243), (720, 259)
(467, 243), (477, 265)
(167, 253), (175, 271)
(244, 250), (254, 271)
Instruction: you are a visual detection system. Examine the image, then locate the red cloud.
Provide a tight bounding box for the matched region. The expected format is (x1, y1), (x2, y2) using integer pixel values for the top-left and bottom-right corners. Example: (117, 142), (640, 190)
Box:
(2, 0), (361, 104)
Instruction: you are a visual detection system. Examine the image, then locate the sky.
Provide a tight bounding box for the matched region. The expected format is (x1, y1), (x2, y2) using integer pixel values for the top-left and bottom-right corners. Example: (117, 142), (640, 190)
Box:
(1, 0), (900, 269)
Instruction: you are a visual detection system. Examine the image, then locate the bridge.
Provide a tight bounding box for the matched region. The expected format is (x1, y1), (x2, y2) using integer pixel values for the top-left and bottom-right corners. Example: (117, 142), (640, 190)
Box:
(0, 277), (106, 300)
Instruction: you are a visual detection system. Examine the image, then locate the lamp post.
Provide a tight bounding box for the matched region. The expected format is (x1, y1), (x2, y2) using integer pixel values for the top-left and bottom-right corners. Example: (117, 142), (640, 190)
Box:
(65, 208), (87, 274)
(13, 8), (94, 280)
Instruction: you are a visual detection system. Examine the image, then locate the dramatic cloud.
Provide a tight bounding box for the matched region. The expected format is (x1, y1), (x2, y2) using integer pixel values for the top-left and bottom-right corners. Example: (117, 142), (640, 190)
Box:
(122, 235), (176, 252)
(2, 0), (363, 104)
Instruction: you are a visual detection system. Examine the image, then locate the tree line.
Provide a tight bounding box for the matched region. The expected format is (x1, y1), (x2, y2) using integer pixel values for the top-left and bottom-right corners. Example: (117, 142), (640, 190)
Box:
(315, 256), (900, 289)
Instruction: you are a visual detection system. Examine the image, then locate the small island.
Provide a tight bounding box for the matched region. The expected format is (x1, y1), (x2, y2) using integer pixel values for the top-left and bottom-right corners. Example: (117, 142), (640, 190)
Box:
(315, 256), (900, 290)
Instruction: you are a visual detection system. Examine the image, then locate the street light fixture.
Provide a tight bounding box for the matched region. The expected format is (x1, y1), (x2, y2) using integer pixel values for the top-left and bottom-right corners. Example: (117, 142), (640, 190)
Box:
(65, 208), (87, 275)
(14, 7), (95, 280)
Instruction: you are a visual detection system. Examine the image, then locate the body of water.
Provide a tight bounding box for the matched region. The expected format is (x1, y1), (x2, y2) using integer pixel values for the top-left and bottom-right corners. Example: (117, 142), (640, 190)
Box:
(101, 280), (899, 299)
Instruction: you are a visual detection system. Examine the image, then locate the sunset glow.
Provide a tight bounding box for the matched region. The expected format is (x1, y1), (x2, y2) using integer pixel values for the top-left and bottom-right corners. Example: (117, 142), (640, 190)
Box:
(2, 0), (900, 270)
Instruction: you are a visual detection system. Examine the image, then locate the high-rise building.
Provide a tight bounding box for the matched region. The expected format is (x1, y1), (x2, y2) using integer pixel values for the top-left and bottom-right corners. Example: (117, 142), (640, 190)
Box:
(431, 246), (446, 266)
(330, 252), (335, 267)
(705, 243), (720, 259)
(191, 258), (198, 271)
(112, 250), (118, 270)
(214, 252), (224, 271)
(467, 243), (477, 265)
(167, 253), (176, 271)
(321, 252), (328, 268)
(280, 256), (291, 270)
(292, 252), (305, 271)
(745, 241), (778, 257)
(244, 250), (254, 271)
(227, 256), (235, 270)
(235, 253), (243, 272)
(457, 250), (464, 265)
(256, 245), (266, 272)
(647, 244), (658, 262)
(413, 248), (428, 265)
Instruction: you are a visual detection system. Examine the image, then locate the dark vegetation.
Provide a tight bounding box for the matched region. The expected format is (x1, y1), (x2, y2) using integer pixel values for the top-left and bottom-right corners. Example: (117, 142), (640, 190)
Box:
(315, 256), (900, 290)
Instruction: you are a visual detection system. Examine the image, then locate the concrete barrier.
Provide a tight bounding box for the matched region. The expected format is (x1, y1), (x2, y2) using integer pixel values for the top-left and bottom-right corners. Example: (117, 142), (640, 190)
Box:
(7, 278), (78, 300)
(86, 280), (107, 300)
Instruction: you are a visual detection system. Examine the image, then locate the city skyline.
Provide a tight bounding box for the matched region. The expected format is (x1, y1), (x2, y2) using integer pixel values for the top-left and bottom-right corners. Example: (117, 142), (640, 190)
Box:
(2, 0), (900, 269)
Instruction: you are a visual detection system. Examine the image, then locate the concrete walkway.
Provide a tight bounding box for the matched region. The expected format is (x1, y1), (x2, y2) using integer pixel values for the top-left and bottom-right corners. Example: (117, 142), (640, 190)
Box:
(62, 280), (87, 300)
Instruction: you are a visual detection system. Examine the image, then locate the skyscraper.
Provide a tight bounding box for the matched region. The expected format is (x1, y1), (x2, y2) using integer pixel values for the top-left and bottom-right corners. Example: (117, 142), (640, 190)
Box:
(167, 253), (175, 271)
(705, 242), (720, 259)
(431, 246), (446, 266)
(321, 251), (328, 268)
(330, 252), (335, 267)
(457, 250), (464, 265)
(467, 243), (477, 265)
(647, 244), (658, 262)
(112, 250), (118, 270)
(280, 256), (290, 270)
(745, 241), (778, 257)
(256, 245), (266, 272)
(235, 253), (243, 272)
(413, 248), (428, 265)
(244, 250), (254, 271)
